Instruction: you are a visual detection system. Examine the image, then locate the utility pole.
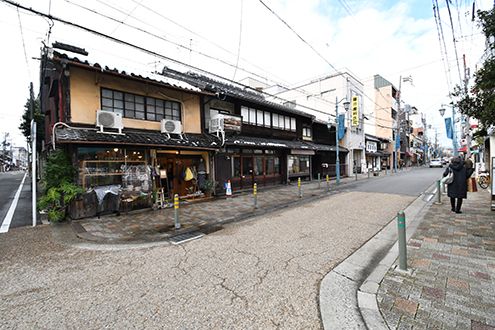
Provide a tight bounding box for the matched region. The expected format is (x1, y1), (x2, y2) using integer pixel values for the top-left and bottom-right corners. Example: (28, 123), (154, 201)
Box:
(335, 96), (341, 185)
(394, 77), (401, 174)
(422, 114), (427, 165)
(30, 82), (37, 227)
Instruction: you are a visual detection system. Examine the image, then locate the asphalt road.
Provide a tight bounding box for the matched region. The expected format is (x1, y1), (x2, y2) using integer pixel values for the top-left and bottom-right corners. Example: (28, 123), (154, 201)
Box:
(0, 166), (442, 329)
(350, 167), (445, 196)
(0, 171), (37, 231)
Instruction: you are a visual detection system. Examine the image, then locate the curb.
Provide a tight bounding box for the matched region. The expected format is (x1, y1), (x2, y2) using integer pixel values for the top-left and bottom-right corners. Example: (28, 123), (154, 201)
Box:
(319, 181), (437, 329)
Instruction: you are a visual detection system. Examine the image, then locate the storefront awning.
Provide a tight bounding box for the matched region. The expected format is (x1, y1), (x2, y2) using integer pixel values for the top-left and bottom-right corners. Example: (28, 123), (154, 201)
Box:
(55, 127), (221, 150)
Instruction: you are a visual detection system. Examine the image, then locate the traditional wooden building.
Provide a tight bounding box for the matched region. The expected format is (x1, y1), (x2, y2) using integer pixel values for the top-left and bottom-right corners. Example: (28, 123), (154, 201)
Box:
(40, 43), (345, 217)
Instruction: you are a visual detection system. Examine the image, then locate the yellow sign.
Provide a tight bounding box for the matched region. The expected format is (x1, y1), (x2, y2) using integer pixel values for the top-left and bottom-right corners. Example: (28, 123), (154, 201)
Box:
(352, 96), (359, 127)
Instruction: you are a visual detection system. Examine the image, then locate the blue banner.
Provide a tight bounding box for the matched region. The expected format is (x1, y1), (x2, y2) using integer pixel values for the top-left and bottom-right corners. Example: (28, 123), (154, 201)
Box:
(445, 117), (453, 139)
(395, 132), (400, 150)
(338, 114), (345, 140)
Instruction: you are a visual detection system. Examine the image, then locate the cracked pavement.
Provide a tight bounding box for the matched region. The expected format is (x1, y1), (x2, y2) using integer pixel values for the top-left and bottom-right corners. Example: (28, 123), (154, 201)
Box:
(0, 191), (414, 329)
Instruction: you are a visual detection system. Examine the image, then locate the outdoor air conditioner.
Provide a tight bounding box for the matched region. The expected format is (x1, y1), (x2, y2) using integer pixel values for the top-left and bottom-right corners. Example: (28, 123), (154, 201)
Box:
(96, 110), (124, 134)
(161, 119), (182, 135)
(209, 116), (224, 134)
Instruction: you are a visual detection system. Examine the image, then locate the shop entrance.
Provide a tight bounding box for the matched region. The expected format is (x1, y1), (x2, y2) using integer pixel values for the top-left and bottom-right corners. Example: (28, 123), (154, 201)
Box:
(232, 154), (281, 190)
(156, 154), (203, 198)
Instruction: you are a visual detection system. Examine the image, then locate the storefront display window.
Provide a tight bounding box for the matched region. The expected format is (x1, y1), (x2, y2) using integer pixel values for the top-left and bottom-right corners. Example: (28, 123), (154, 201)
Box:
(288, 155), (310, 176)
(77, 147), (150, 191)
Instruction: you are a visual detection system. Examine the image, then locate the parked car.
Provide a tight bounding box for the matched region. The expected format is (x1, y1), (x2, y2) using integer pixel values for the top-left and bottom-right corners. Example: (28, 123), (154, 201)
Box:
(429, 159), (443, 168)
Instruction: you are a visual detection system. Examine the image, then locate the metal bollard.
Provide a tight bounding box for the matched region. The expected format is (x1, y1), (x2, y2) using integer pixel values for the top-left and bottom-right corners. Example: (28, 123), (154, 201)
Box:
(435, 179), (442, 204)
(326, 174), (330, 192)
(355, 165), (358, 181)
(385, 166), (388, 176)
(397, 211), (407, 271)
(253, 183), (258, 209)
(298, 177), (302, 198)
(174, 194), (180, 230)
(368, 168), (370, 179)
(318, 173), (321, 189)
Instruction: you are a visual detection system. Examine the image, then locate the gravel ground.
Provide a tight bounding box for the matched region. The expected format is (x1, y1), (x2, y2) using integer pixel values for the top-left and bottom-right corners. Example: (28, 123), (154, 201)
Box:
(0, 191), (414, 329)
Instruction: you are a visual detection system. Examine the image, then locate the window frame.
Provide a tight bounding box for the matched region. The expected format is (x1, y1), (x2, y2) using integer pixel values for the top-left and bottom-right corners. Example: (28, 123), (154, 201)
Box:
(100, 87), (181, 122)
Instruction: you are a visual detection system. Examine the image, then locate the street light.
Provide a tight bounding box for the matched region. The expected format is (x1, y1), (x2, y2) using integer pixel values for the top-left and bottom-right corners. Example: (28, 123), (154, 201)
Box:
(439, 104), (458, 156)
(332, 96), (350, 185)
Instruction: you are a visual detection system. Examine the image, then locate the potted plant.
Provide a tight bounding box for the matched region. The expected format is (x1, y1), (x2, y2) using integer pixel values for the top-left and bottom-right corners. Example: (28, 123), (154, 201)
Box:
(202, 180), (217, 197)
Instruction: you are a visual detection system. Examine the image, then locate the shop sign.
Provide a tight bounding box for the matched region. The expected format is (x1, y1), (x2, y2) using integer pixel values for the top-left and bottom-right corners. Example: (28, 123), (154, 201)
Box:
(351, 95), (359, 127)
(366, 141), (377, 153)
(222, 114), (242, 132)
(291, 149), (315, 155)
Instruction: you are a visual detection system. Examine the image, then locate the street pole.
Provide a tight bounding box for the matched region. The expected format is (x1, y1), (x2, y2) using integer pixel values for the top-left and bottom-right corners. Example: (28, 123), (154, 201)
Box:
(30, 82), (37, 227)
(394, 77), (401, 174)
(335, 96), (340, 185)
(452, 106), (458, 157)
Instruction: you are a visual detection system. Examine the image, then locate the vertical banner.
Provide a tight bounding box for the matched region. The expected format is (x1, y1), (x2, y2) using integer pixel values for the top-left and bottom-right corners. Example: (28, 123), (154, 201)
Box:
(351, 95), (359, 127)
(445, 117), (453, 139)
(395, 131), (400, 150)
(338, 114), (345, 140)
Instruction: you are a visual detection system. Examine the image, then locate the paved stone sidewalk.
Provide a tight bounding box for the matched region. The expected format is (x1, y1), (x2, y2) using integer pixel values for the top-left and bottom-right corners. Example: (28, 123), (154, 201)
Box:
(76, 168), (412, 242)
(377, 189), (495, 329)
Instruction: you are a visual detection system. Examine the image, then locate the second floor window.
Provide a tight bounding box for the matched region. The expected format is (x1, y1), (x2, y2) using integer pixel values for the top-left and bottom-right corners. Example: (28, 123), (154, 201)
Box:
(101, 88), (181, 122)
(302, 127), (312, 139)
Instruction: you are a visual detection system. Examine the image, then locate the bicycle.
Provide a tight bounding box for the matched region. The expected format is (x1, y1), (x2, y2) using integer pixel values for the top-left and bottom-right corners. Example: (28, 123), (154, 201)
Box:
(477, 171), (490, 189)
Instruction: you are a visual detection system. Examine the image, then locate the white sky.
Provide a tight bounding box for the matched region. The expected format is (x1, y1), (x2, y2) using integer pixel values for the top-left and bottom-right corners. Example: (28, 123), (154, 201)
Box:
(0, 0), (491, 148)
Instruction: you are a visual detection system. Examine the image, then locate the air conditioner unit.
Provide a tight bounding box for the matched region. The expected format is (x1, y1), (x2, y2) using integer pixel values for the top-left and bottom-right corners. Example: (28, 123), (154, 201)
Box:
(161, 119), (182, 135)
(209, 117), (224, 134)
(96, 110), (124, 134)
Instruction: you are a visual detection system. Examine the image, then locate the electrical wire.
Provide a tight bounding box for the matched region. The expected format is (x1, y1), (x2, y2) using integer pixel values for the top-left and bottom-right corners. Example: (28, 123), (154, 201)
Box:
(124, 0), (290, 86)
(109, 0), (143, 35)
(63, 0), (296, 92)
(445, 0), (465, 84)
(233, 0), (244, 80)
(433, 0), (454, 96)
(257, 0), (339, 73)
(16, 7), (31, 78)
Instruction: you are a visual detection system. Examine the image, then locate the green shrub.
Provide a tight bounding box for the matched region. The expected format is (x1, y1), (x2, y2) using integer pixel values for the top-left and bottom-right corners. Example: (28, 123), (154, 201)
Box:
(39, 150), (81, 222)
(38, 181), (83, 222)
(44, 150), (76, 191)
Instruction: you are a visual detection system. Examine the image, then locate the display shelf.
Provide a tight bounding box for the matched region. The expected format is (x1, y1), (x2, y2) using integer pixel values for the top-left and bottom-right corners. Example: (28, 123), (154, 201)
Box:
(80, 159), (147, 189)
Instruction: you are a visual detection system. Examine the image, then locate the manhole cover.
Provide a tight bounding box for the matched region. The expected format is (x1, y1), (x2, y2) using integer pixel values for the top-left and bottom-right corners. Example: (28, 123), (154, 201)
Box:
(169, 231), (204, 245)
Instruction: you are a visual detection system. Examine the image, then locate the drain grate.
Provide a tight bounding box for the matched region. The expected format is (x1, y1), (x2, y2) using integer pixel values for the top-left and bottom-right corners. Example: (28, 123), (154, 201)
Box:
(169, 231), (204, 245)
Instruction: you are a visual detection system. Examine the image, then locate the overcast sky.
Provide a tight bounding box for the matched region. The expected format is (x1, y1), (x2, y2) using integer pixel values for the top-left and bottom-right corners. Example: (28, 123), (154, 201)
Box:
(0, 0), (491, 148)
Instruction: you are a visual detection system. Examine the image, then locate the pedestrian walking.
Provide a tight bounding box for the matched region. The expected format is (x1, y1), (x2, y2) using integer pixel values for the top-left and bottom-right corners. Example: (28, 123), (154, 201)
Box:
(443, 156), (474, 213)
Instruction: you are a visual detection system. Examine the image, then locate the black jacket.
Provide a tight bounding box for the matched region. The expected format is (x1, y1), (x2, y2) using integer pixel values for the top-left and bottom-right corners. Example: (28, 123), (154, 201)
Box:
(443, 158), (474, 199)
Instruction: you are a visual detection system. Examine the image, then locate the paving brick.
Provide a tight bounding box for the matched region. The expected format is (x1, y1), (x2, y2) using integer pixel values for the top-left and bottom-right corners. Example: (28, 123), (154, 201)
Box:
(378, 190), (495, 330)
(393, 297), (418, 316)
(447, 278), (469, 291)
(471, 320), (495, 330)
(421, 287), (445, 301)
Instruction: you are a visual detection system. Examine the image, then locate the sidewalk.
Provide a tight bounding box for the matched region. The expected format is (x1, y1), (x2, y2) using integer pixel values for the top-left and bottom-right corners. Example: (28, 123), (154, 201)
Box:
(377, 189), (495, 329)
(71, 168), (410, 243)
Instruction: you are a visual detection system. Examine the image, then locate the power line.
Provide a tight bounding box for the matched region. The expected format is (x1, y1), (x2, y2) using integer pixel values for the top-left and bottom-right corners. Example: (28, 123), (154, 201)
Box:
(2, 0), (345, 119)
(433, 0), (454, 95)
(62, 0), (281, 87)
(445, 0), (465, 84)
(124, 0), (290, 85)
(109, 0), (143, 35)
(257, 0), (339, 73)
(233, 0), (244, 80)
(16, 7), (30, 78)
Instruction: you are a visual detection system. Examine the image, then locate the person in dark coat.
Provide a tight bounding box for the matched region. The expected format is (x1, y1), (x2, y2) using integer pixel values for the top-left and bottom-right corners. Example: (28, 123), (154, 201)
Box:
(443, 156), (474, 213)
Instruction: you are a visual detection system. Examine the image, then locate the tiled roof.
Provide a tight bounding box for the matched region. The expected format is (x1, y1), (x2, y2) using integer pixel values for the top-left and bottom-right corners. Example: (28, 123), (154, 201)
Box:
(55, 128), (347, 153)
(50, 50), (313, 119)
(225, 135), (347, 152)
(51, 51), (202, 93)
(55, 127), (221, 149)
(160, 69), (314, 119)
